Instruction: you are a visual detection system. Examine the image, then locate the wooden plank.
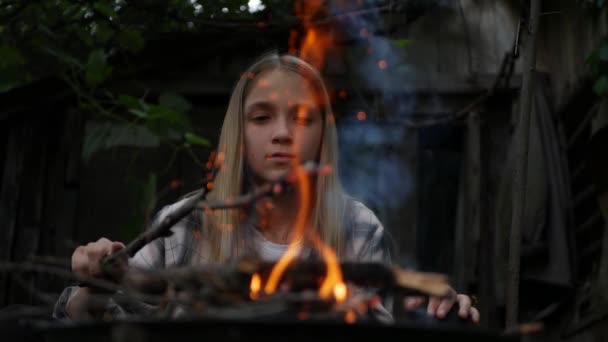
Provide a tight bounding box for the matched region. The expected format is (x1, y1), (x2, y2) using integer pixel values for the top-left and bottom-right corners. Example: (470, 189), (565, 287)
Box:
(453, 111), (481, 291)
(478, 112), (497, 329)
(0, 121), (30, 306)
(506, 0), (541, 329)
(453, 154), (467, 290)
(40, 109), (84, 295)
(465, 112), (481, 285)
(64, 109), (84, 187)
(6, 117), (50, 305)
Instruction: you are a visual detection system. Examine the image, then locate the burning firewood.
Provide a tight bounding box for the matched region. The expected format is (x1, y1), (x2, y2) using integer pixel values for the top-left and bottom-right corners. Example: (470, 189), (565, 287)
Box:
(120, 259), (451, 300)
(102, 259), (450, 323)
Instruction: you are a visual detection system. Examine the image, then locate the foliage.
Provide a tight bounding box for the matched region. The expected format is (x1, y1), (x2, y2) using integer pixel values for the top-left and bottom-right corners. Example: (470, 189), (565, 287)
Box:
(588, 40), (608, 97)
(0, 0), (287, 234)
(582, 0), (607, 9)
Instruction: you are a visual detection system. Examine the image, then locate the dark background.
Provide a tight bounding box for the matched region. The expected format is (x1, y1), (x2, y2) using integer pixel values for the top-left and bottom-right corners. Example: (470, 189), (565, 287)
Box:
(1, 1), (608, 340)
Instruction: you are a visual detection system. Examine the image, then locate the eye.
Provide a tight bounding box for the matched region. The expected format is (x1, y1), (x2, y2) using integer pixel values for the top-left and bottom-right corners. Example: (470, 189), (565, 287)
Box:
(294, 114), (313, 125)
(249, 111), (271, 123)
(294, 107), (316, 125)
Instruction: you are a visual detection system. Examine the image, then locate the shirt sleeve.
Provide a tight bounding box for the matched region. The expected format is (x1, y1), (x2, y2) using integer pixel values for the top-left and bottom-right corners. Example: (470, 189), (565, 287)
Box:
(342, 199), (395, 322)
(344, 199), (393, 264)
(52, 197), (197, 320)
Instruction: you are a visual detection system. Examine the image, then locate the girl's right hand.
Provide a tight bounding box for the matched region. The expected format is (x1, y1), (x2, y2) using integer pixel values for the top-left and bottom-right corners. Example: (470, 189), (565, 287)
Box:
(71, 238), (125, 280)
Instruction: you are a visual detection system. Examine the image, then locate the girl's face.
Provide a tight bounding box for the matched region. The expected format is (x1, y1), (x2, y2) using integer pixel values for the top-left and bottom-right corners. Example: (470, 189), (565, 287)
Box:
(243, 69), (324, 184)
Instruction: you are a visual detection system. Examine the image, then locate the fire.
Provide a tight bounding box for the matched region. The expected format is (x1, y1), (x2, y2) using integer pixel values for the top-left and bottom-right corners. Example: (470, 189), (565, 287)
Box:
(250, 273), (261, 299)
(257, 0), (349, 307)
(263, 164), (310, 294)
(289, 0), (332, 72)
(315, 234), (347, 303)
(345, 310), (357, 324)
(333, 282), (347, 302)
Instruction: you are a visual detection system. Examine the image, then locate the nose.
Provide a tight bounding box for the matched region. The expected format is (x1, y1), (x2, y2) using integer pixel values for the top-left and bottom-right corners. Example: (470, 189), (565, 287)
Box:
(271, 115), (293, 145)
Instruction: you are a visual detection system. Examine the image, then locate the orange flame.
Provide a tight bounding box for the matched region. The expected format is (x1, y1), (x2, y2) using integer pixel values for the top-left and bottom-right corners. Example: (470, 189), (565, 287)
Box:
(262, 0), (348, 305)
(250, 273), (261, 299)
(263, 164), (310, 294)
(289, 0), (332, 71)
(313, 233), (347, 303)
(345, 310), (357, 324)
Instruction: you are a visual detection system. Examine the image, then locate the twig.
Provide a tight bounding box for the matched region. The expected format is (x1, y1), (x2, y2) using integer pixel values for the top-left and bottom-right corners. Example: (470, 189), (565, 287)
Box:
(103, 161), (327, 267)
(0, 262), (163, 305)
(125, 260), (452, 298)
(11, 274), (58, 305)
(104, 165), (220, 264)
(26, 254), (71, 268)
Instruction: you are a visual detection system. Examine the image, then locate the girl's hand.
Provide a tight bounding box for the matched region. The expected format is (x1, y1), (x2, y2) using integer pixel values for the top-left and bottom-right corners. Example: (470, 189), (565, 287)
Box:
(71, 237), (125, 279)
(404, 291), (480, 324)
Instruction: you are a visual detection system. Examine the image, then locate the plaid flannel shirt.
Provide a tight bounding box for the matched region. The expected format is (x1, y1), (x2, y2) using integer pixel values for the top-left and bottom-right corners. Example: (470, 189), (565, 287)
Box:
(53, 196), (393, 320)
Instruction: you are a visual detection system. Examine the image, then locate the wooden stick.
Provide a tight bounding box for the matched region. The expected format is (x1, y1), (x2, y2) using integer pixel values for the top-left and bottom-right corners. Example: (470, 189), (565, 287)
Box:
(123, 261), (452, 298)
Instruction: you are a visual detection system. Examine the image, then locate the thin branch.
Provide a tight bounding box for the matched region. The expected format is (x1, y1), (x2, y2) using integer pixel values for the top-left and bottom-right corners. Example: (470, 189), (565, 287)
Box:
(11, 274), (58, 305)
(120, 260), (452, 298)
(104, 161), (330, 267)
(0, 262), (163, 304)
(103, 164), (221, 264)
(26, 254), (71, 268)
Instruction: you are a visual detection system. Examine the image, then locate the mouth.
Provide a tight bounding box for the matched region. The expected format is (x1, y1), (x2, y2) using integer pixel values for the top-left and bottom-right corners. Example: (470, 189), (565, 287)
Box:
(266, 153), (296, 163)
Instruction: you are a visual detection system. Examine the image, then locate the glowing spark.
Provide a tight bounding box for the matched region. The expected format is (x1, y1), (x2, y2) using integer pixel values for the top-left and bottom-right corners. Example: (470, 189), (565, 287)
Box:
(250, 273), (261, 299)
(345, 310), (357, 324)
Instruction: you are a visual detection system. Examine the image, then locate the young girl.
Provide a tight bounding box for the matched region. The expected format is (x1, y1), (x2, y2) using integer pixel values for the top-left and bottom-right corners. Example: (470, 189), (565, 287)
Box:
(54, 52), (479, 323)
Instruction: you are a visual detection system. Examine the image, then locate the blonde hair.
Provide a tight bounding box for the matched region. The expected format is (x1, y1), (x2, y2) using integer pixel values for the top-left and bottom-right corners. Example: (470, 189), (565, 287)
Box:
(197, 52), (346, 263)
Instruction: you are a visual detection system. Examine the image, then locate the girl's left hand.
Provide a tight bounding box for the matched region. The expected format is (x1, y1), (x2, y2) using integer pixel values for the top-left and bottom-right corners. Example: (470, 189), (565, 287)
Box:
(404, 291), (480, 324)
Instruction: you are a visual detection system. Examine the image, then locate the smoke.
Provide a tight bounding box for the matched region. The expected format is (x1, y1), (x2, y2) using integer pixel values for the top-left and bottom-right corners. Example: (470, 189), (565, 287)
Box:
(329, 1), (416, 211)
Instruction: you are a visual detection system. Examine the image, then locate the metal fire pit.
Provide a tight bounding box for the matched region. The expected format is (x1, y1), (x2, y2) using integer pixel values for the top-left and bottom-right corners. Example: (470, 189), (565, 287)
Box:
(24, 317), (517, 342)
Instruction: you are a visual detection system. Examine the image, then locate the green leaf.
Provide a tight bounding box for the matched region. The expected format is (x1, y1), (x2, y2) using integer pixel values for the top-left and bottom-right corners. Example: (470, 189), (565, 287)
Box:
(117, 29), (145, 52)
(144, 172), (157, 215)
(95, 22), (115, 44)
(0, 67), (27, 93)
(184, 132), (210, 146)
(599, 46), (608, 62)
(94, 1), (117, 17)
(122, 172), (157, 241)
(159, 92), (192, 113)
(43, 47), (84, 69)
(118, 94), (143, 109)
(593, 75), (608, 96)
(85, 49), (112, 86)
(76, 29), (95, 48)
(587, 49), (601, 76)
(81, 122), (161, 162)
(391, 39), (411, 49)
(148, 105), (191, 129)
(129, 109), (148, 118)
(0, 46), (25, 68)
(119, 94), (149, 117)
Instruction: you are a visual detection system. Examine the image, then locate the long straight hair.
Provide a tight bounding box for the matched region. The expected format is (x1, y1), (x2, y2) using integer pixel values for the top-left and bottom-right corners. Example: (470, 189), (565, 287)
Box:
(196, 52), (347, 263)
